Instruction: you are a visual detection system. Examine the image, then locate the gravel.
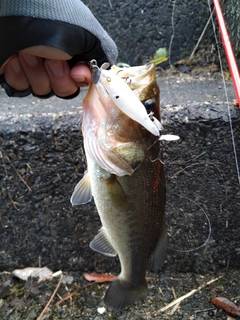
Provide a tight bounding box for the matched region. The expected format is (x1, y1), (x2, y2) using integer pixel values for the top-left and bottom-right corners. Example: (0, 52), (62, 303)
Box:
(0, 68), (240, 319)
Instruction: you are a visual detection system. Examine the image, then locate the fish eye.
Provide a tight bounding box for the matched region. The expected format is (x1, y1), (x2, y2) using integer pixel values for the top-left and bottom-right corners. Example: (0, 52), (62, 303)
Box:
(143, 99), (156, 114)
(106, 77), (111, 82)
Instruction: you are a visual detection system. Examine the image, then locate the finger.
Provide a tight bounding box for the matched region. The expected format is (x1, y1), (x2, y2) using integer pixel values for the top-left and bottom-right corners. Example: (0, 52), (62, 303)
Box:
(21, 45), (72, 60)
(4, 55), (29, 91)
(19, 52), (51, 96)
(44, 59), (79, 97)
(70, 63), (92, 86)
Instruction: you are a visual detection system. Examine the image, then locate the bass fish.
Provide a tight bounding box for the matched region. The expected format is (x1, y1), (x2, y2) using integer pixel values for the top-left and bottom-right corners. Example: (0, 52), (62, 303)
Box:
(71, 61), (170, 310)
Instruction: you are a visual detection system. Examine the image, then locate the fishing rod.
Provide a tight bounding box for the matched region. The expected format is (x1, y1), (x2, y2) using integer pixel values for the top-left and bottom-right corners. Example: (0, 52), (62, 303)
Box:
(212, 0), (240, 107)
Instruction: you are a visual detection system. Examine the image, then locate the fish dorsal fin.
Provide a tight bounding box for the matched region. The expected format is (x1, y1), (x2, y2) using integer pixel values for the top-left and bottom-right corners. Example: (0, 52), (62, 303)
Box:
(151, 223), (167, 271)
(70, 171), (92, 205)
(90, 227), (117, 257)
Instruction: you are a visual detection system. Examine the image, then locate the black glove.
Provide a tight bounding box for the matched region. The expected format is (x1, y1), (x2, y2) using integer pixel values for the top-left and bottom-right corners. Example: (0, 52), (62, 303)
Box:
(0, 0), (118, 98)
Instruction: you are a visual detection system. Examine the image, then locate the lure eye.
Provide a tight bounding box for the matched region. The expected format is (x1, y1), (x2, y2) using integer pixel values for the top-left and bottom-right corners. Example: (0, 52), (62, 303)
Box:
(143, 99), (156, 114)
(106, 77), (111, 83)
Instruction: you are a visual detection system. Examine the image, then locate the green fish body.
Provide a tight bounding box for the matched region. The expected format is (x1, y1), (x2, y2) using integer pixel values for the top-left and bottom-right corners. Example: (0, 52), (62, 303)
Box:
(71, 63), (166, 310)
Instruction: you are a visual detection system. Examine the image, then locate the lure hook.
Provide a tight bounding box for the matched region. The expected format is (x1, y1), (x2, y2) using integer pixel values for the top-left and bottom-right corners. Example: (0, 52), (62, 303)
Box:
(88, 59), (101, 84)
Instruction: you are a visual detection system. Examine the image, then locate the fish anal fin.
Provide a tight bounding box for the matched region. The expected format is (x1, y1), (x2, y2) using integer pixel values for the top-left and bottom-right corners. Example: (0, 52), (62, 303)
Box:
(70, 171), (92, 206)
(90, 227), (117, 257)
(151, 223), (167, 271)
(104, 277), (147, 311)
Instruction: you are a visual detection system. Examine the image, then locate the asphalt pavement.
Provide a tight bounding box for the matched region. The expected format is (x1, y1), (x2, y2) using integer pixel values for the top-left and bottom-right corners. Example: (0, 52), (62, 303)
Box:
(0, 73), (238, 129)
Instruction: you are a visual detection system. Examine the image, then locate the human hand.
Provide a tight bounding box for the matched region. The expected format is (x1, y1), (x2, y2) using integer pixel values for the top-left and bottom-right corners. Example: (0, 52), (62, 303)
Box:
(0, 46), (92, 99)
(0, 0), (118, 99)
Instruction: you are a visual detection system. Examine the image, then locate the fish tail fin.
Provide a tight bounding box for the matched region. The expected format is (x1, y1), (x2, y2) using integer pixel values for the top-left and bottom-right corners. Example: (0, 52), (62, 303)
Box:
(104, 277), (147, 311)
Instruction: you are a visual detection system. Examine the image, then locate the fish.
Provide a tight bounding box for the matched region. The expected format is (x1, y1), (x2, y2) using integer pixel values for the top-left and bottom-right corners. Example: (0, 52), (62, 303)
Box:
(71, 62), (168, 310)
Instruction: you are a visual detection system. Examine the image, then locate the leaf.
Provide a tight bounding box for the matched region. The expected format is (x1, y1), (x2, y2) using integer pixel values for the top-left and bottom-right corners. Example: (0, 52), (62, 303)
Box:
(12, 266), (53, 282)
(83, 273), (152, 284)
(211, 297), (240, 317)
(149, 47), (168, 66)
(83, 273), (117, 283)
(233, 99), (239, 107)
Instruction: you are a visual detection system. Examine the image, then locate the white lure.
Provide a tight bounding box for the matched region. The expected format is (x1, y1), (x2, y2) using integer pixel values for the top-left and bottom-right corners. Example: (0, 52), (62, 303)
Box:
(99, 69), (160, 137)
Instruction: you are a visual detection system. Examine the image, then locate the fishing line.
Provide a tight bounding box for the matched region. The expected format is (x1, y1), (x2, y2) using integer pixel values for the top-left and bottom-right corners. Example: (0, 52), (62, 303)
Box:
(135, 119), (166, 187)
(207, 0), (240, 184)
(169, 195), (212, 253)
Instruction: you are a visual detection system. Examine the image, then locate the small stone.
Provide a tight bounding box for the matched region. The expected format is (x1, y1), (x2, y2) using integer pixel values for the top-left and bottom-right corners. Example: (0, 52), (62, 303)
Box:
(62, 275), (74, 285)
(97, 307), (106, 314)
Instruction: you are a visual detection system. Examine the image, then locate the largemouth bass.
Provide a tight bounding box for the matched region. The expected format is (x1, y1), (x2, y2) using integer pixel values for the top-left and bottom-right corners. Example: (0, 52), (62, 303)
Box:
(71, 62), (167, 310)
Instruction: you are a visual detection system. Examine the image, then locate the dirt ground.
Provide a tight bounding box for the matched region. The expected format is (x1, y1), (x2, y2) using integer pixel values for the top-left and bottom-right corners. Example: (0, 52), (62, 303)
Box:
(0, 63), (240, 319)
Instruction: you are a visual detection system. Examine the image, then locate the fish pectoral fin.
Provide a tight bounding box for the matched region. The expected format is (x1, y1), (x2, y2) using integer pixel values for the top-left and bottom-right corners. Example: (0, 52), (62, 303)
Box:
(70, 171), (92, 205)
(109, 143), (145, 174)
(151, 223), (167, 271)
(90, 227), (117, 257)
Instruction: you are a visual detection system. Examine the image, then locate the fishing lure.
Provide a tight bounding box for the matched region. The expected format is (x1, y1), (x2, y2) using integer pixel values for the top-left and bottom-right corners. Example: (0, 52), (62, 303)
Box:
(89, 60), (161, 137)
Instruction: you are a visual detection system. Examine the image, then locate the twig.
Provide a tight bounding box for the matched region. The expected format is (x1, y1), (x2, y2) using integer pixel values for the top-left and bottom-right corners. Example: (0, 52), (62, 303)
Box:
(170, 302), (181, 315)
(2, 151), (32, 191)
(191, 151), (207, 161)
(226, 257), (231, 269)
(157, 276), (222, 314)
(37, 274), (63, 320)
(108, 0), (112, 9)
(172, 286), (177, 300)
(55, 281), (98, 307)
(168, 0), (176, 68)
(159, 286), (164, 296)
(0, 150), (8, 177)
(55, 290), (78, 306)
(7, 192), (17, 209)
(195, 307), (216, 314)
(189, 10), (214, 60)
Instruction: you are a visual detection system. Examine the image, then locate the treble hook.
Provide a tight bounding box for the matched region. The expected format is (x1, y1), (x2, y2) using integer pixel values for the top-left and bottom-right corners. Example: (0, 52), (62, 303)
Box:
(88, 59), (101, 84)
(147, 137), (163, 163)
(88, 60), (111, 84)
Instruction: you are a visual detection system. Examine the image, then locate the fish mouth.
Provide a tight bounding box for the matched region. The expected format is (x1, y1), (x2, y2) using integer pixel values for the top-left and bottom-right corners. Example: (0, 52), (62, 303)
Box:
(83, 62), (164, 176)
(111, 63), (156, 89)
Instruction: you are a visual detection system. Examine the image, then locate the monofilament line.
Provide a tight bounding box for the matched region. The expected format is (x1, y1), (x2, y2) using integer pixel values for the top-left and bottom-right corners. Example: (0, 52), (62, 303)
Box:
(208, 0), (240, 185)
(172, 196), (212, 253)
